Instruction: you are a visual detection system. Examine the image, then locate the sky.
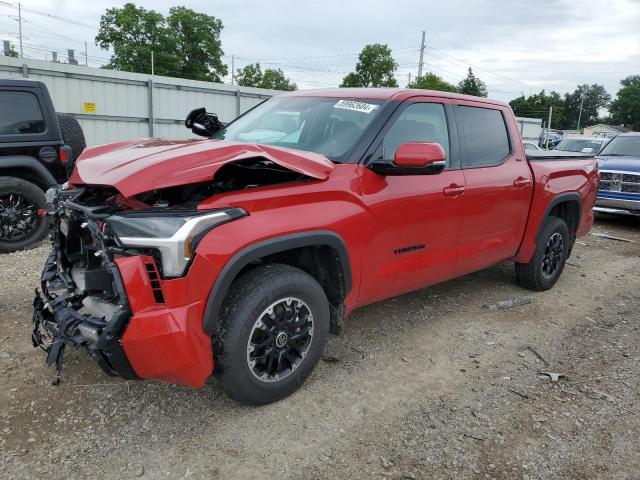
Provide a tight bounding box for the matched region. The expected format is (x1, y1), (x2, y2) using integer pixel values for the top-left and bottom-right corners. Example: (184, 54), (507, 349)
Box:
(1, 0), (639, 103)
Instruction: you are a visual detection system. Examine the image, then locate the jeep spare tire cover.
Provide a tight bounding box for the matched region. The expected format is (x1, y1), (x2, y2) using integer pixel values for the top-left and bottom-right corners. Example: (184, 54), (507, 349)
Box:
(56, 113), (86, 162)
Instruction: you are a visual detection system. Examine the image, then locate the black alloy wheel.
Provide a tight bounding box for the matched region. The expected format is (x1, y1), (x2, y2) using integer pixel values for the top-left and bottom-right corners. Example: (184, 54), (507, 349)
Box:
(0, 177), (49, 253)
(0, 192), (40, 242)
(541, 232), (564, 279)
(247, 297), (314, 383)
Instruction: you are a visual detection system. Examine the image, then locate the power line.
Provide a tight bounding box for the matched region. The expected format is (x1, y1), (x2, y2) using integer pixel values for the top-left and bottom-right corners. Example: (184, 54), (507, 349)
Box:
(0, 1), (98, 29)
(428, 45), (533, 90)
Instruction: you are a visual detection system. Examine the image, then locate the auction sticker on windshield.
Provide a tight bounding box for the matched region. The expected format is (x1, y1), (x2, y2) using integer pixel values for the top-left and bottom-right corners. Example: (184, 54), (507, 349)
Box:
(334, 100), (379, 113)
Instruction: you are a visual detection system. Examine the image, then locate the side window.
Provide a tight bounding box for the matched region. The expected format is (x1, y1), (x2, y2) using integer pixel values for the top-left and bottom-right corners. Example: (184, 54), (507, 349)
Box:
(380, 103), (450, 163)
(0, 91), (45, 135)
(456, 106), (510, 167)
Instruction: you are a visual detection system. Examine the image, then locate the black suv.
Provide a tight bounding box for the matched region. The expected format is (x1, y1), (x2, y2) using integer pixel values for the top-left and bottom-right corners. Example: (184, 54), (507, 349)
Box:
(0, 78), (85, 252)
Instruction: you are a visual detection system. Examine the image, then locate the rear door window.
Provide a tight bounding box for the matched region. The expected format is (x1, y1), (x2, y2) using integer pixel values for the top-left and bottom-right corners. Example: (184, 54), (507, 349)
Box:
(0, 91), (46, 135)
(456, 106), (511, 167)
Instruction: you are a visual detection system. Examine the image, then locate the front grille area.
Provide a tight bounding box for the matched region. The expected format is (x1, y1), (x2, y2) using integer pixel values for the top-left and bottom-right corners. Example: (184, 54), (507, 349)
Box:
(598, 171), (640, 194)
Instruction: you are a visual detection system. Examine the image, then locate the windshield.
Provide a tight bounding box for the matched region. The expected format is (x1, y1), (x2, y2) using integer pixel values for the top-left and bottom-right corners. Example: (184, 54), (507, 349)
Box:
(554, 138), (603, 152)
(598, 136), (640, 157)
(213, 97), (384, 162)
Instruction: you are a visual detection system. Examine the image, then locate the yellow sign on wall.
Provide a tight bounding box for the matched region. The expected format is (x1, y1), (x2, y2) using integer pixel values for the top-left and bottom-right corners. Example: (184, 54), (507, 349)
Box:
(82, 102), (96, 113)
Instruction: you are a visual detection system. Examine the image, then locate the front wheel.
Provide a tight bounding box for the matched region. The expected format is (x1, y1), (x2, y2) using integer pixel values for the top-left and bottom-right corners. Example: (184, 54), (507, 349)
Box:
(0, 177), (49, 253)
(214, 264), (330, 405)
(515, 217), (570, 291)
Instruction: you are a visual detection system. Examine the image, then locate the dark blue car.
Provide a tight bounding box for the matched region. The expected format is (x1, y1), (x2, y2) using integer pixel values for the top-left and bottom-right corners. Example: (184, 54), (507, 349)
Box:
(595, 133), (640, 216)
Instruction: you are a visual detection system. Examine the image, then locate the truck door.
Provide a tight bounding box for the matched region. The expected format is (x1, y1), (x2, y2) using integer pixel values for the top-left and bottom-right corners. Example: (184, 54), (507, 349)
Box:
(452, 103), (533, 276)
(357, 100), (465, 305)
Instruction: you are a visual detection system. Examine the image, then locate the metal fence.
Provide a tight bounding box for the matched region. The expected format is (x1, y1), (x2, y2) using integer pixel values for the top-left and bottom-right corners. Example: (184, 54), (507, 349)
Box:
(0, 56), (281, 146)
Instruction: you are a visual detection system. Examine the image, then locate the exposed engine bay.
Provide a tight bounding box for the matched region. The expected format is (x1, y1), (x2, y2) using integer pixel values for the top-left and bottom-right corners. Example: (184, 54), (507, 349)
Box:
(134, 158), (309, 209)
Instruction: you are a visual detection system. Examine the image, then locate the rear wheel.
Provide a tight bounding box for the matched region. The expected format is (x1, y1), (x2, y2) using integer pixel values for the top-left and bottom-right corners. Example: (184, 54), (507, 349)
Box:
(0, 177), (49, 253)
(515, 217), (569, 291)
(214, 264), (330, 405)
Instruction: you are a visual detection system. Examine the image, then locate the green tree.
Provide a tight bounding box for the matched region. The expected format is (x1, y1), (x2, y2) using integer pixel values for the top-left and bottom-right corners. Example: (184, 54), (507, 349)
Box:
(509, 90), (565, 127)
(260, 67), (296, 91)
(408, 73), (457, 92)
(340, 44), (398, 88)
(235, 63), (296, 91)
(563, 84), (611, 129)
(96, 3), (227, 81)
(609, 75), (640, 130)
(457, 68), (488, 97)
(166, 6), (227, 82)
(236, 63), (262, 87)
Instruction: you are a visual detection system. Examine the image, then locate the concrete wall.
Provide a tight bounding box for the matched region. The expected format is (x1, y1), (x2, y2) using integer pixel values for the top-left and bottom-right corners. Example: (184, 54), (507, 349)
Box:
(0, 57), (281, 146)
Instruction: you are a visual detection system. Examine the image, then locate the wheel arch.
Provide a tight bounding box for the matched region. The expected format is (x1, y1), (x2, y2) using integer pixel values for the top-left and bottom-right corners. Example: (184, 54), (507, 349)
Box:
(0, 156), (57, 190)
(202, 230), (352, 337)
(540, 192), (581, 246)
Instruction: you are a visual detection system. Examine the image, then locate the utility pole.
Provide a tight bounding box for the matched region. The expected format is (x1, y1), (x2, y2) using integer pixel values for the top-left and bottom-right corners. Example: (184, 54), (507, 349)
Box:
(407, 72), (411, 87)
(148, 50), (155, 137)
(84, 41), (88, 67)
(417, 30), (426, 78)
(17, 2), (23, 58)
(546, 106), (553, 150)
(576, 94), (584, 131)
(231, 55), (235, 85)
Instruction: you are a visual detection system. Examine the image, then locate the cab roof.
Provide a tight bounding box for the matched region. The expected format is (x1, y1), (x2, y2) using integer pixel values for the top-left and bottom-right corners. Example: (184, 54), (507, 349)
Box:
(279, 87), (509, 108)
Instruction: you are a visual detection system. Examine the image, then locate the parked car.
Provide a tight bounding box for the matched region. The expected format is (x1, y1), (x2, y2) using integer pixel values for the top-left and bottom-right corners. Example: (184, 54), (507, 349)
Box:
(554, 135), (608, 154)
(0, 79), (86, 252)
(540, 131), (563, 149)
(523, 141), (542, 151)
(33, 89), (597, 405)
(594, 132), (640, 216)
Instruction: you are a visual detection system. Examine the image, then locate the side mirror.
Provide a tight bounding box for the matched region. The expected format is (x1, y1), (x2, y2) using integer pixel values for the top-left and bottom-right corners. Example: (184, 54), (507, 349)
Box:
(394, 142), (446, 168)
(185, 107), (225, 138)
(369, 142), (446, 176)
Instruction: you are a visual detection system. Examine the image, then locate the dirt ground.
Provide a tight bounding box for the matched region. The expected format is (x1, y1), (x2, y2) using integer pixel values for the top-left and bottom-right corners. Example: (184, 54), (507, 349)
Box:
(1, 214), (639, 480)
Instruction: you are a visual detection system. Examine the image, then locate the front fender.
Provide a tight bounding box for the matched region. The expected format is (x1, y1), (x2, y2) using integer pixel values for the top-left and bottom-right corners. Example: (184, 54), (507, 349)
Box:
(200, 230), (352, 337)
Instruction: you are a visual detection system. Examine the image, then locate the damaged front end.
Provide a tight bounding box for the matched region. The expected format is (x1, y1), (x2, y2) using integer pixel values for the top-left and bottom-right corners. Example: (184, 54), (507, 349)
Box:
(33, 187), (137, 382)
(32, 184), (247, 385)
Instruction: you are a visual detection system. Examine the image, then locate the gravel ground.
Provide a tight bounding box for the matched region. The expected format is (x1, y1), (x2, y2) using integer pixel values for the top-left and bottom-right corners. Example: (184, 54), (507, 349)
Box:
(1, 214), (639, 480)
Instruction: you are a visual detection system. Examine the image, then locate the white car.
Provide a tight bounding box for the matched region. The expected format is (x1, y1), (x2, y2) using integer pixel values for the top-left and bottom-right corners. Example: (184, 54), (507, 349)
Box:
(554, 136), (608, 154)
(523, 141), (542, 151)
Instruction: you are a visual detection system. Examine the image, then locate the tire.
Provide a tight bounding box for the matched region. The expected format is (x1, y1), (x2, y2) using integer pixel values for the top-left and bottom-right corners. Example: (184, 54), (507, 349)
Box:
(214, 264), (330, 405)
(0, 177), (49, 253)
(515, 217), (570, 291)
(56, 113), (86, 164)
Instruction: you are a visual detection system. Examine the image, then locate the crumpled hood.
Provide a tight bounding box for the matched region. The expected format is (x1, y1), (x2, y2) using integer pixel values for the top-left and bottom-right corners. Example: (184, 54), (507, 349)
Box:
(596, 155), (640, 173)
(70, 138), (334, 198)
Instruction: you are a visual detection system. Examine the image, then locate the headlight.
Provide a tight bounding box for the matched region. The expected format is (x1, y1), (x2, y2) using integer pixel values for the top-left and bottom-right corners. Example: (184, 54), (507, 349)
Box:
(107, 208), (246, 277)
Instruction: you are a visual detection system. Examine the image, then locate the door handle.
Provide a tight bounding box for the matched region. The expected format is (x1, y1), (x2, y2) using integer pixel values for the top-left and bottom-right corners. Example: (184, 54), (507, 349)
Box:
(443, 184), (467, 197)
(513, 177), (532, 188)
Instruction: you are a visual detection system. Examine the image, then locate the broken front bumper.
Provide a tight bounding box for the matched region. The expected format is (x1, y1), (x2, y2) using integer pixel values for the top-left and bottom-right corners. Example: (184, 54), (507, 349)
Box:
(32, 239), (138, 381)
(32, 192), (215, 387)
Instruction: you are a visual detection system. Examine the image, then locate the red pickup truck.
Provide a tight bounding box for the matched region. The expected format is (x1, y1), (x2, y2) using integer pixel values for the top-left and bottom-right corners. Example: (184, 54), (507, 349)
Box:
(33, 89), (597, 405)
